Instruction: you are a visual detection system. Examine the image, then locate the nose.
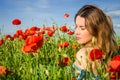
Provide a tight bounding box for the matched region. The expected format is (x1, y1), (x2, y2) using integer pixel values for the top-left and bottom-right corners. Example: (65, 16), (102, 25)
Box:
(75, 28), (80, 35)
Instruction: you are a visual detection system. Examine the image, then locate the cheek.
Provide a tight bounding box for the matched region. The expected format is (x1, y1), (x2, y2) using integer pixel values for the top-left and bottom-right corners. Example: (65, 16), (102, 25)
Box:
(83, 30), (92, 37)
(80, 31), (92, 44)
(83, 34), (92, 42)
(84, 32), (92, 40)
(86, 36), (92, 41)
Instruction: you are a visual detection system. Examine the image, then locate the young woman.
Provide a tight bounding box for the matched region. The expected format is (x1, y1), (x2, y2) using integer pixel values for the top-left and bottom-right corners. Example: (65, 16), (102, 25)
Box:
(73, 4), (119, 80)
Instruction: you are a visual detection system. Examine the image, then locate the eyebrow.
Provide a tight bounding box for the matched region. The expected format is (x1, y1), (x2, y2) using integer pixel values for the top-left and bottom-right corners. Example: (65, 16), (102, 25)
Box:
(76, 25), (85, 28)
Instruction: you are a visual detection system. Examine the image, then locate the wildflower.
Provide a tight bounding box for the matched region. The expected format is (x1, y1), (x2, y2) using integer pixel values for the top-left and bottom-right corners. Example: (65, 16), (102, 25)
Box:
(62, 56), (69, 66)
(72, 44), (77, 49)
(58, 54), (72, 67)
(12, 19), (21, 25)
(14, 29), (23, 36)
(110, 61), (120, 71)
(58, 41), (69, 48)
(0, 66), (5, 76)
(60, 26), (68, 32)
(22, 34), (43, 53)
(58, 43), (63, 48)
(67, 30), (74, 35)
(112, 55), (120, 61)
(5, 68), (12, 77)
(108, 55), (120, 79)
(47, 31), (54, 37)
(64, 13), (70, 18)
(13, 29), (26, 40)
(5, 34), (14, 40)
(14, 30), (23, 37)
(89, 49), (103, 61)
(29, 26), (40, 31)
(63, 41), (69, 47)
(0, 38), (4, 46)
(25, 35), (43, 45)
(22, 43), (38, 53)
(24, 28), (36, 36)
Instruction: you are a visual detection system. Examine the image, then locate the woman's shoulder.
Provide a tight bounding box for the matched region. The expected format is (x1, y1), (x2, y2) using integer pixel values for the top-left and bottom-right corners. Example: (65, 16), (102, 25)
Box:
(77, 47), (101, 59)
(76, 47), (93, 59)
(75, 47), (95, 70)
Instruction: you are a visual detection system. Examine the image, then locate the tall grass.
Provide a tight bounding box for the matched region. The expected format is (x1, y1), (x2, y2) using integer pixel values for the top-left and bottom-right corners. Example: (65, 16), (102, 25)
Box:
(0, 24), (120, 80)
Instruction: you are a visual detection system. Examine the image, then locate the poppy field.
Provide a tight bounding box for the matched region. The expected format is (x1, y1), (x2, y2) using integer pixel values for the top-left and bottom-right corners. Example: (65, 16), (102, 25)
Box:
(0, 14), (120, 80)
(0, 14), (80, 80)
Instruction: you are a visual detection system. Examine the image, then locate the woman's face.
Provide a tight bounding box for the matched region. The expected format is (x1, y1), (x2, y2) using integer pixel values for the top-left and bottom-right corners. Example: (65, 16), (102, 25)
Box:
(75, 16), (92, 45)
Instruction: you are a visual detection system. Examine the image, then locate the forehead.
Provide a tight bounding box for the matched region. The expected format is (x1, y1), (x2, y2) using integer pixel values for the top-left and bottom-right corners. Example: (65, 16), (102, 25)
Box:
(75, 16), (85, 26)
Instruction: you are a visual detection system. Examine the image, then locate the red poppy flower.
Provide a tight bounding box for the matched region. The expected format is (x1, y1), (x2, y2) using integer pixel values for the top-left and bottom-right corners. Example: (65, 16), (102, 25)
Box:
(0, 39), (4, 46)
(22, 43), (38, 53)
(22, 34), (43, 53)
(110, 60), (120, 71)
(25, 26), (41, 36)
(30, 26), (40, 31)
(47, 31), (54, 37)
(67, 30), (74, 35)
(58, 54), (71, 66)
(0, 66), (5, 76)
(64, 13), (70, 18)
(62, 57), (69, 66)
(37, 34), (44, 47)
(58, 42), (69, 48)
(14, 30), (22, 38)
(112, 55), (120, 61)
(13, 29), (26, 40)
(108, 55), (120, 79)
(58, 43), (63, 48)
(89, 49), (103, 61)
(63, 42), (69, 47)
(5, 35), (14, 40)
(24, 28), (36, 36)
(5, 68), (12, 77)
(12, 19), (21, 25)
(14, 29), (23, 36)
(60, 26), (68, 32)
(25, 35), (43, 45)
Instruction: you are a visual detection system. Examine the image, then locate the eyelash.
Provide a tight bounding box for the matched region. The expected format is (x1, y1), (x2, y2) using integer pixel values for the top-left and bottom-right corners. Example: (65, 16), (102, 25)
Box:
(75, 26), (86, 30)
(81, 28), (85, 30)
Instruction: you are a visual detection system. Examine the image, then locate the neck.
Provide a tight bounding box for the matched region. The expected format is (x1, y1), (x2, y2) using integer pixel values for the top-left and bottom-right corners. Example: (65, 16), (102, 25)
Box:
(82, 41), (93, 48)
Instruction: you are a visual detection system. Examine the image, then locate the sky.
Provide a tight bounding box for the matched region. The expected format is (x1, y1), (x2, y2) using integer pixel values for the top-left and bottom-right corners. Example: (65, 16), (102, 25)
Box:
(0, 0), (120, 36)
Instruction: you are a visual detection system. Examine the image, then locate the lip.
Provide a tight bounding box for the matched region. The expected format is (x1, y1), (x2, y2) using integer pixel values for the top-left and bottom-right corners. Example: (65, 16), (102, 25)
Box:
(76, 37), (81, 40)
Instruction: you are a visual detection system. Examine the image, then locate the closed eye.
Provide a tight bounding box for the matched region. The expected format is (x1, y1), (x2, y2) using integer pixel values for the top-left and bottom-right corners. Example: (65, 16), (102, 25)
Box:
(75, 25), (86, 30)
(81, 27), (86, 30)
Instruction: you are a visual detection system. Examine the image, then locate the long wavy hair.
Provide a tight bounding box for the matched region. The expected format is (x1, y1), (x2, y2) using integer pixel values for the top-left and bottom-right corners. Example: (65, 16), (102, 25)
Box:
(74, 4), (118, 63)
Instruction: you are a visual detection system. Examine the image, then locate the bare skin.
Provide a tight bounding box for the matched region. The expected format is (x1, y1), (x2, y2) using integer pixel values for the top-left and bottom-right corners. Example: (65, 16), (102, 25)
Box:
(74, 16), (98, 74)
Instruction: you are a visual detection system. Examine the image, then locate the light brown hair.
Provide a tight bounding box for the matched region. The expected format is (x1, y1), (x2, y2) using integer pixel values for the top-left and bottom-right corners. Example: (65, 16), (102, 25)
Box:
(74, 5), (118, 62)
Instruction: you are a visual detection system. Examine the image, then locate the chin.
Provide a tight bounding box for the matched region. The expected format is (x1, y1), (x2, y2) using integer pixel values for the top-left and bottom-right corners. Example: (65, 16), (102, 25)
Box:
(77, 41), (85, 45)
